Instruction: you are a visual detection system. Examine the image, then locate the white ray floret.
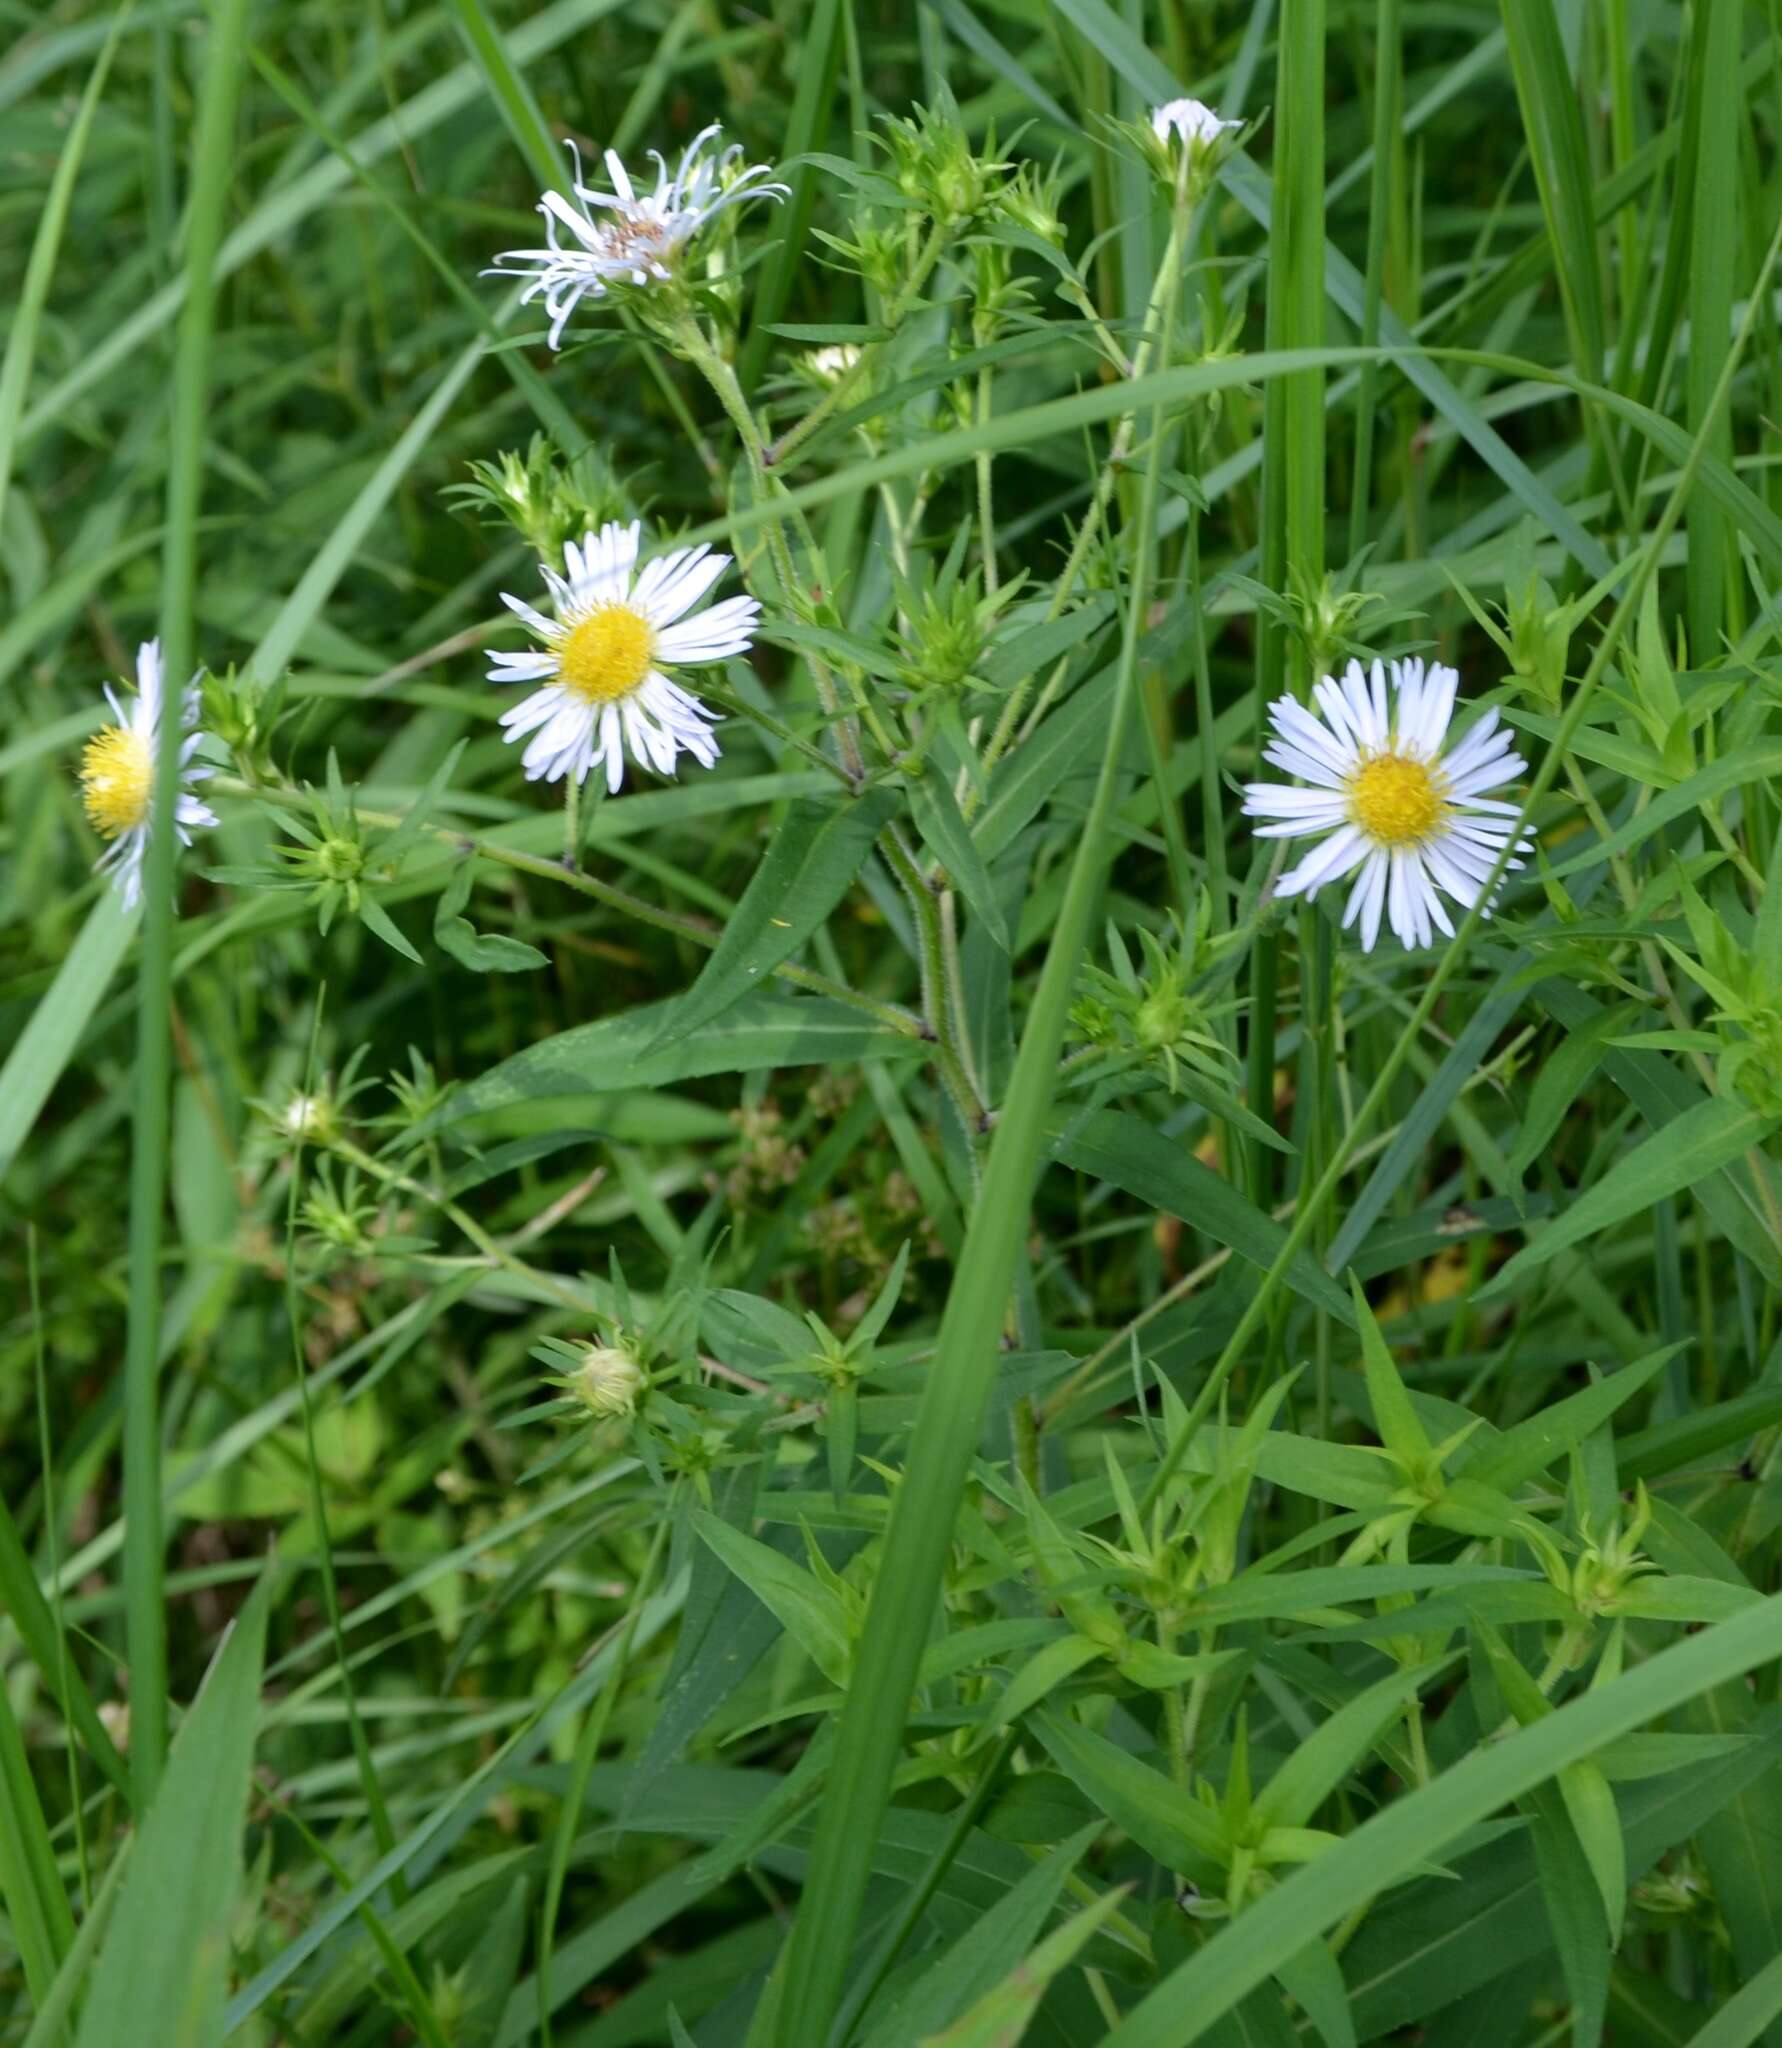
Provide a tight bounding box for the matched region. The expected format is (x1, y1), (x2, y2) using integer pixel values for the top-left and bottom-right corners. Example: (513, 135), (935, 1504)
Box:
(488, 128), (788, 349)
(1241, 656), (1532, 952)
(77, 639), (217, 909)
(1150, 97), (1239, 151)
(492, 521), (761, 794)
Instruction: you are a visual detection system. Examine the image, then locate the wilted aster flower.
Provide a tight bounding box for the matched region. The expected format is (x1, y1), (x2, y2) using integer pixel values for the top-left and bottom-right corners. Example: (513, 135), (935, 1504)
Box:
(491, 521), (760, 792)
(77, 639), (216, 909)
(1242, 658), (1531, 951)
(488, 128), (788, 349)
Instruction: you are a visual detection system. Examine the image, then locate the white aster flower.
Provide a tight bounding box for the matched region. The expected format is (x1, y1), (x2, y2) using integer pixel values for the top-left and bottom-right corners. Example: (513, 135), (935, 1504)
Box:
(77, 638), (217, 909)
(1242, 657), (1532, 952)
(492, 520), (760, 793)
(803, 343), (862, 385)
(488, 127), (788, 349)
(1151, 97), (1239, 152)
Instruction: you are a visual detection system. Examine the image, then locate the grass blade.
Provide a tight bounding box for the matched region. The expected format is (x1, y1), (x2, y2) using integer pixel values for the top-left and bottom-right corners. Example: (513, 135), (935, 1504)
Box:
(121, 0), (249, 1808)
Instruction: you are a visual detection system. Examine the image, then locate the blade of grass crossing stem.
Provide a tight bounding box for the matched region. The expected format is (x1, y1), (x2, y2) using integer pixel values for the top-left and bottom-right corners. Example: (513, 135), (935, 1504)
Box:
(739, 0), (844, 391)
(246, 339), (484, 687)
(1250, 0), (1324, 1206)
(766, 195), (1190, 2048)
(123, 0), (248, 1813)
(1138, 209), (1782, 1520)
(1099, 1595), (1782, 2048)
(448, 0), (567, 190)
(1346, 0), (1400, 561)
(1685, 0), (1741, 659)
(1500, 0), (1613, 494)
(0, 9), (126, 536)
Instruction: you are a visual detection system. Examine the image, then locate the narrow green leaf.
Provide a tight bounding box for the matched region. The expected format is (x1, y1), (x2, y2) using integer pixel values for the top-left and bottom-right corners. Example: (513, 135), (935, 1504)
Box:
(693, 1514), (852, 1686)
(74, 1575), (270, 2047)
(0, 1676), (75, 2009)
(439, 992), (919, 1125)
(917, 1882), (1133, 2047)
(1350, 1279), (1432, 1468)
(1051, 1109), (1353, 1325)
(0, 893), (137, 1184)
(910, 763), (1010, 948)
(652, 788), (899, 1045)
(1484, 1099), (1778, 1295)
(0, 9), (125, 534)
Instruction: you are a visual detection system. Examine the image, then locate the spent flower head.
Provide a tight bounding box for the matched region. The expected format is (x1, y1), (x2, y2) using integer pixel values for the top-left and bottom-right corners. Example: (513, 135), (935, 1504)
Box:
(77, 639), (217, 909)
(488, 128), (787, 348)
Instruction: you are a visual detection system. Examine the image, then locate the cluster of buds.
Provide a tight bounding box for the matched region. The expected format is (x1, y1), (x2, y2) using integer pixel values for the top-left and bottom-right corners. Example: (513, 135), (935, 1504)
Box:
(894, 569), (1025, 700)
(1069, 904), (1239, 1096)
(449, 435), (627, 571)
(882, 97), (1013, 230)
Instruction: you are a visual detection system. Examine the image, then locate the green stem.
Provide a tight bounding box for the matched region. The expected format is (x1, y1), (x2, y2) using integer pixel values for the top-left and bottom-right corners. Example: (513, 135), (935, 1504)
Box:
(976, 362), (999, 594)
(882, 826), (988, 1134)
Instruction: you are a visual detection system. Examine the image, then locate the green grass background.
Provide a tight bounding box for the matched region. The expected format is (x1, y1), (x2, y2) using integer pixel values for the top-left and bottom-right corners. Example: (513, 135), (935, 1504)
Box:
(4, 1), (1782, 2044)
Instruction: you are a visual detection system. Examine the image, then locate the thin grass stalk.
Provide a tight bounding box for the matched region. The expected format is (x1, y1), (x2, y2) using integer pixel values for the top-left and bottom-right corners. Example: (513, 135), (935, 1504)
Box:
(1685, 0), (1741, 659)
(768, 192), (1195, 2048)
(283, 1002), (405, 1898)
(1347, 0), (1400, 562)
(121, 0), (249, 1813)
(1249, 0), (1325, 1210)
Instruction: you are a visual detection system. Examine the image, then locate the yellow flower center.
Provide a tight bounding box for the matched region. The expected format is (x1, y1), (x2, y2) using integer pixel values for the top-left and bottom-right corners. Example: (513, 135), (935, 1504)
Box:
(79, 725), (153, 839)
(556, 605), (656, 703)
(1347, 752), (1446, 848)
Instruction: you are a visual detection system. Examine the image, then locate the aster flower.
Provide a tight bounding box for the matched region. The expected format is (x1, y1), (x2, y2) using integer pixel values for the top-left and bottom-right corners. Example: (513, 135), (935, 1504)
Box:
(1242, 657), (1532, 952)
(491, 521), (759, 793)
(801, 342), (862, 386)
(488, 128), (788, 349)
(1151, 97), (1239, 151)
(77, 639), (217, 909)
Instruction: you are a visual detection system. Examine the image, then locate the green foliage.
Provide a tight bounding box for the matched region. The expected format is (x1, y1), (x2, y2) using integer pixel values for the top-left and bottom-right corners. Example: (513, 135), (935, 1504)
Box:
(4, 3), (1782, 2046)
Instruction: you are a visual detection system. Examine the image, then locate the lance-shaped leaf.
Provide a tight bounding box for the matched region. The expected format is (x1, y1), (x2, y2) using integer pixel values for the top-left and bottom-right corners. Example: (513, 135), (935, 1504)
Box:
(1483, 1098), (1780, 1295)
(648, 786), (899, 1046)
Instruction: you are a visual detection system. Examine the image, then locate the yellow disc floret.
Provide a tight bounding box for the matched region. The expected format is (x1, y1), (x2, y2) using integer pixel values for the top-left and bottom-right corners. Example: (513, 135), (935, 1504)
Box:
(556, 605), (656, 703)
(79, 725), (154, 839)
(1347, 752), (1446, 848)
